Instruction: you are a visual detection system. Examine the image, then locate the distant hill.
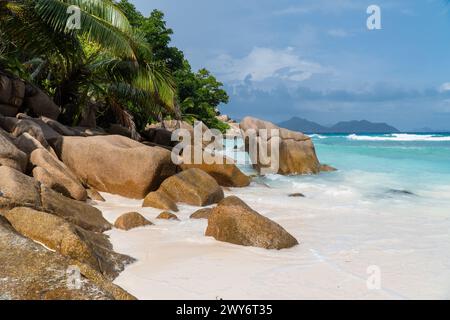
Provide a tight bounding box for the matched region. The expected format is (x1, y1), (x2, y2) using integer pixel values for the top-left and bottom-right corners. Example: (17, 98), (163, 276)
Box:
(278, 117), (399, 133)
(329, 120), (400, 133)
(278, 117), (328, 133)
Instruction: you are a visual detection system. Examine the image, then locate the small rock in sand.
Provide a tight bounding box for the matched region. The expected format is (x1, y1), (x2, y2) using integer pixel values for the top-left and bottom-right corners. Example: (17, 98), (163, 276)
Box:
(289, 193), (305, 198)
(157, 211), (180, 221)
(115, 212), (153, 231)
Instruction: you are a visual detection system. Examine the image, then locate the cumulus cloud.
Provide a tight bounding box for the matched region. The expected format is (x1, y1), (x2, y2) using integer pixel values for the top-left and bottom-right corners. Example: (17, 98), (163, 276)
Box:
(438, 82), (450, 93)
(222, 81), (450, 129)
(210, 47), (328, 83)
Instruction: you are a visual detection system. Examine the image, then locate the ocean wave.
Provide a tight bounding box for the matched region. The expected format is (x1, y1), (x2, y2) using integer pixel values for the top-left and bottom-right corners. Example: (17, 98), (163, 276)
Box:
(309, 134), (327, 139)
(347, 133), (450, 142)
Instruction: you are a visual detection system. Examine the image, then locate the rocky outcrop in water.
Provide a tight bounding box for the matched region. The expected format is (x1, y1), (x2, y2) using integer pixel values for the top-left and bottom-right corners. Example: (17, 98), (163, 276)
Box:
(240, 117), (322, 175)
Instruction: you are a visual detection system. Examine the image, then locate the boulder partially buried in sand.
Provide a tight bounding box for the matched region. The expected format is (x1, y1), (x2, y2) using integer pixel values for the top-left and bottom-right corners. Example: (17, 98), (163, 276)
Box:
(205, 196), (298, 250)
(142, 190), (179, 212)
(157, 211), (180, 221)
(114, 212), (153, 230)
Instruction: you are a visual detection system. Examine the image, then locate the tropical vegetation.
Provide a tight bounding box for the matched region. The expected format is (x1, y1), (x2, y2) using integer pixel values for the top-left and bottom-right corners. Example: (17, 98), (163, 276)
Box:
(0, 0), (229, 136)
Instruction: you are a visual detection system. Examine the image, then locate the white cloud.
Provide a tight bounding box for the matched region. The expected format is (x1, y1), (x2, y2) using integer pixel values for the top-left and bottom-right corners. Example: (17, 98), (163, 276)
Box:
(210, 47), (328, 83)
(438, 83), (450, 92)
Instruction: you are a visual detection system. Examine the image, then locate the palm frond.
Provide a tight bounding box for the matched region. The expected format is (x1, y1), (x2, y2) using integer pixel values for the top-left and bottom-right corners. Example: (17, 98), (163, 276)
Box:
(59, 0), (132, 33)
(34, 0), (135, 58)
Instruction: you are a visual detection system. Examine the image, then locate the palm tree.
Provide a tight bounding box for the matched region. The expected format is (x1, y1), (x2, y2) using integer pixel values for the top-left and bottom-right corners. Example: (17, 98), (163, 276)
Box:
(0, 0), (177, 136)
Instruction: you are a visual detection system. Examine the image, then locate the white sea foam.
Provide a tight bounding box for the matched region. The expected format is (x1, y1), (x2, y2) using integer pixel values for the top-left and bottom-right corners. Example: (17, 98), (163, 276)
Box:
(309, 134), (327, 139)
(95, 167), (450, 299)
(347, 133), (450, 141)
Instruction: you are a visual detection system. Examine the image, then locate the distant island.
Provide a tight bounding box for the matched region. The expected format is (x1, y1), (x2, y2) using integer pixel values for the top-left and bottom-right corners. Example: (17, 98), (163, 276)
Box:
(278, 117), (400, 133)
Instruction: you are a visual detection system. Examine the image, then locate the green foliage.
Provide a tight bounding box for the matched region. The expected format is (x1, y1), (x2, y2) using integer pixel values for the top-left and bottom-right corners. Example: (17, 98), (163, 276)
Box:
(176, 67), (229, 132)
(0, 0), (229, 135)
(117, 0), (229, 132)
(0, 0), (176, 136)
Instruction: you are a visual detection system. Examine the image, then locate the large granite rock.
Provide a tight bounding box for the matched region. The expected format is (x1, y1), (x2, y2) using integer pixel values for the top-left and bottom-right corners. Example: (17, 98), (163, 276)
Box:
(146, 120), (209, 147)
(107, 124), (132, 138)
(4, 207), (134, 280)
(0, 74), (25, 117)
(205, 196), (299, 250)
(40, 116), (78, 136)
(30, 148), (87, 201)
(0, 216), (134, 300)
(179, 155), (250, 188)
(40, 185), (111, 232)
(57, 135), (176, 199)
(157, 168), (224, 206)
(4, 117), (51, 148)
(13, 132), (52, 155)
(0, 166), (41, 210)
(0, 114), (18, 131)
(0, 128), (28, 172)
(22, 84), (60, 120)
(142, 127), (174, 147)
(16, 113), (62, 146)
(0, 167), (110, 232)
(240, 117), (321, 175)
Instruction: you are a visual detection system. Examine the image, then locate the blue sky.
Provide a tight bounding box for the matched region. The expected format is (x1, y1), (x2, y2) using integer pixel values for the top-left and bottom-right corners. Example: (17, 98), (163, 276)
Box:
(131, 0), (450, 131)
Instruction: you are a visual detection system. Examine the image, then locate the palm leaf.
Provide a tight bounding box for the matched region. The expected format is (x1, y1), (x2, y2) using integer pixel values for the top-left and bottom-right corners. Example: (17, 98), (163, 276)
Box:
(34, 0), (135, 58)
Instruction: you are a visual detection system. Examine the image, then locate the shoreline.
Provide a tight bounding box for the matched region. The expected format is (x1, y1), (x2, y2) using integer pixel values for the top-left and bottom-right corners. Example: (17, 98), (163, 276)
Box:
(94, 169), (450, 299)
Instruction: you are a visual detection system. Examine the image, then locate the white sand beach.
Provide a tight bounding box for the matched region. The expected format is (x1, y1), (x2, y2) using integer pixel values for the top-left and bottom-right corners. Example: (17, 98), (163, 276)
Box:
(96, 176), (450, 300)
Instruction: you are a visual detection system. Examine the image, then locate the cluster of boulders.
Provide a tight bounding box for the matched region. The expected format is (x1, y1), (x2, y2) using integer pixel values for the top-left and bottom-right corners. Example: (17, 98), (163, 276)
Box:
(0, 72), (60, 120)
(0, 110), (257, 299)
(1, 74), (336, 300)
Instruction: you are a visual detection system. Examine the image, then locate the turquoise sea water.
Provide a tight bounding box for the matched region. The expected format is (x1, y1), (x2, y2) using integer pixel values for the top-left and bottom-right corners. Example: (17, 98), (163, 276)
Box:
(226, 132), (450, 216)
(110, 133), (450, 299)
(314, 133), (450, 185)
